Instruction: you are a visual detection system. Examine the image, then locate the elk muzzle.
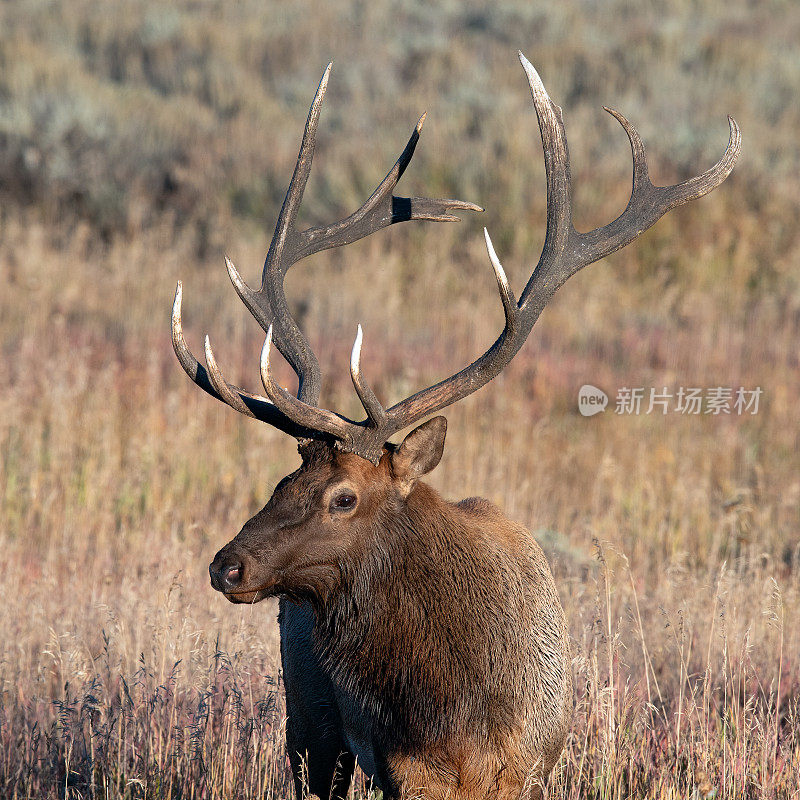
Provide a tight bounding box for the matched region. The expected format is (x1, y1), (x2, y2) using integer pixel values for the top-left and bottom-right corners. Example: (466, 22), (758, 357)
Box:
(209, 547), (272, 604)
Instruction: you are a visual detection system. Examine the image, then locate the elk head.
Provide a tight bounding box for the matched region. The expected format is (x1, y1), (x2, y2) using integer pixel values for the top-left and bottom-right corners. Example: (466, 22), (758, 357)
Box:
(208, 417), (446, 604)
(172, 55), (739, 605)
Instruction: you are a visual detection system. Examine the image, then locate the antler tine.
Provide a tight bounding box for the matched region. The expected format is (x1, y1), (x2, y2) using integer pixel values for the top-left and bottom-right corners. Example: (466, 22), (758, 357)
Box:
(297, 114), (483, 257)
(368, 52), (739, 442)
(171, 283), (321, 438)
(267, 63), (333, 277)
(483, 228), (518, 330)
(259, 326), (357, 443)
(203, 335), (254, 417)
(350, 325), (388, 429)
(607, 108), (741, 212)
(517, 52), (573, 307)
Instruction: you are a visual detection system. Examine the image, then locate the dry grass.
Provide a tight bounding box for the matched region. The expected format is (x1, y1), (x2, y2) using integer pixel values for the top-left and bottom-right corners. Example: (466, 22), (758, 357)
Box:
(1, 1), (799, 798)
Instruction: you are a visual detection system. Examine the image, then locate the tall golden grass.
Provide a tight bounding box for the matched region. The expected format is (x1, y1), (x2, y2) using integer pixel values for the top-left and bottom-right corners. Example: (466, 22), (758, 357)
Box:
(1, 1), (798, 798)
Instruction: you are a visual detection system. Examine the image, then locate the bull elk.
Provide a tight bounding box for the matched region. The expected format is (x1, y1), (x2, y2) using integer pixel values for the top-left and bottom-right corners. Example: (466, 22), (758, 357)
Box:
(172, 53), (739, 799)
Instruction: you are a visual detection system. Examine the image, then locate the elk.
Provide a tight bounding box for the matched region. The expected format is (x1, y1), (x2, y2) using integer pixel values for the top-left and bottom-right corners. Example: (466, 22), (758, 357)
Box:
(172, 53), (739, 799)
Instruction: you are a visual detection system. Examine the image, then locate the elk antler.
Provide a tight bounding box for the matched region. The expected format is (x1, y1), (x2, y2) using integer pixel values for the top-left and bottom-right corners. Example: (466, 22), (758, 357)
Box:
(173, 54), (740, 464)
(172, 63), (482, 441)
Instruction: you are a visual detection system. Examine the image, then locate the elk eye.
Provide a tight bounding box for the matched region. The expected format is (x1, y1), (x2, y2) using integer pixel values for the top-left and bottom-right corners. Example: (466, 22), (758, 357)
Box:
(330, 492), (357, 511)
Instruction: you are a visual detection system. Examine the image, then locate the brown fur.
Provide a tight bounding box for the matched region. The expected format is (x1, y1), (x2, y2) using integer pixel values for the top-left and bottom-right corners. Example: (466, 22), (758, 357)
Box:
(209, 419), (572, 799)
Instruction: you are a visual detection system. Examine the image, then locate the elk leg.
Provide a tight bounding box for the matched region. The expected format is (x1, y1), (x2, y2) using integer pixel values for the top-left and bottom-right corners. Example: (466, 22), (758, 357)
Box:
(285, 725), (355, 800)
(281, 600), (355, 800)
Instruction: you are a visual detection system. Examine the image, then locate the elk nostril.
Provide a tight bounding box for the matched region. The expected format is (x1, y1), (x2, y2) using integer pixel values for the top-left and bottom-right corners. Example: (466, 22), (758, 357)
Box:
(224, 564), (242, 586)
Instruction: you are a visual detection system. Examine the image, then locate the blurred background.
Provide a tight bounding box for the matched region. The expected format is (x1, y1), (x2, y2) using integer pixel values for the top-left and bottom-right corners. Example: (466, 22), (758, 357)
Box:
(1, 1), (798, 797)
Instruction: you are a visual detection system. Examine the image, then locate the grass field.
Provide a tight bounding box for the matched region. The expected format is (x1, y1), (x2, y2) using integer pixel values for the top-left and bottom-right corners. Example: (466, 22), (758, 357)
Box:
(1, 1), (798, 798)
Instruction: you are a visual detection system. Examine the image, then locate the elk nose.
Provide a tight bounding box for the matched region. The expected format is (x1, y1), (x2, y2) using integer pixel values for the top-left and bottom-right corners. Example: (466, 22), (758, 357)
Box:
(209, 559), (243, 592)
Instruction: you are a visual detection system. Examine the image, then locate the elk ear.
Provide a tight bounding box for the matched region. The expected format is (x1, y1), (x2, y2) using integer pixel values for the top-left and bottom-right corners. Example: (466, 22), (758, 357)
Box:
(391, 416), (447, 492)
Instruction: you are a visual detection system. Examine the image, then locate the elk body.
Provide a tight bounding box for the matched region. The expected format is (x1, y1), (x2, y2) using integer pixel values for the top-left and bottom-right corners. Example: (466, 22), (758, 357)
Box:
(173, 53), (739, 800)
